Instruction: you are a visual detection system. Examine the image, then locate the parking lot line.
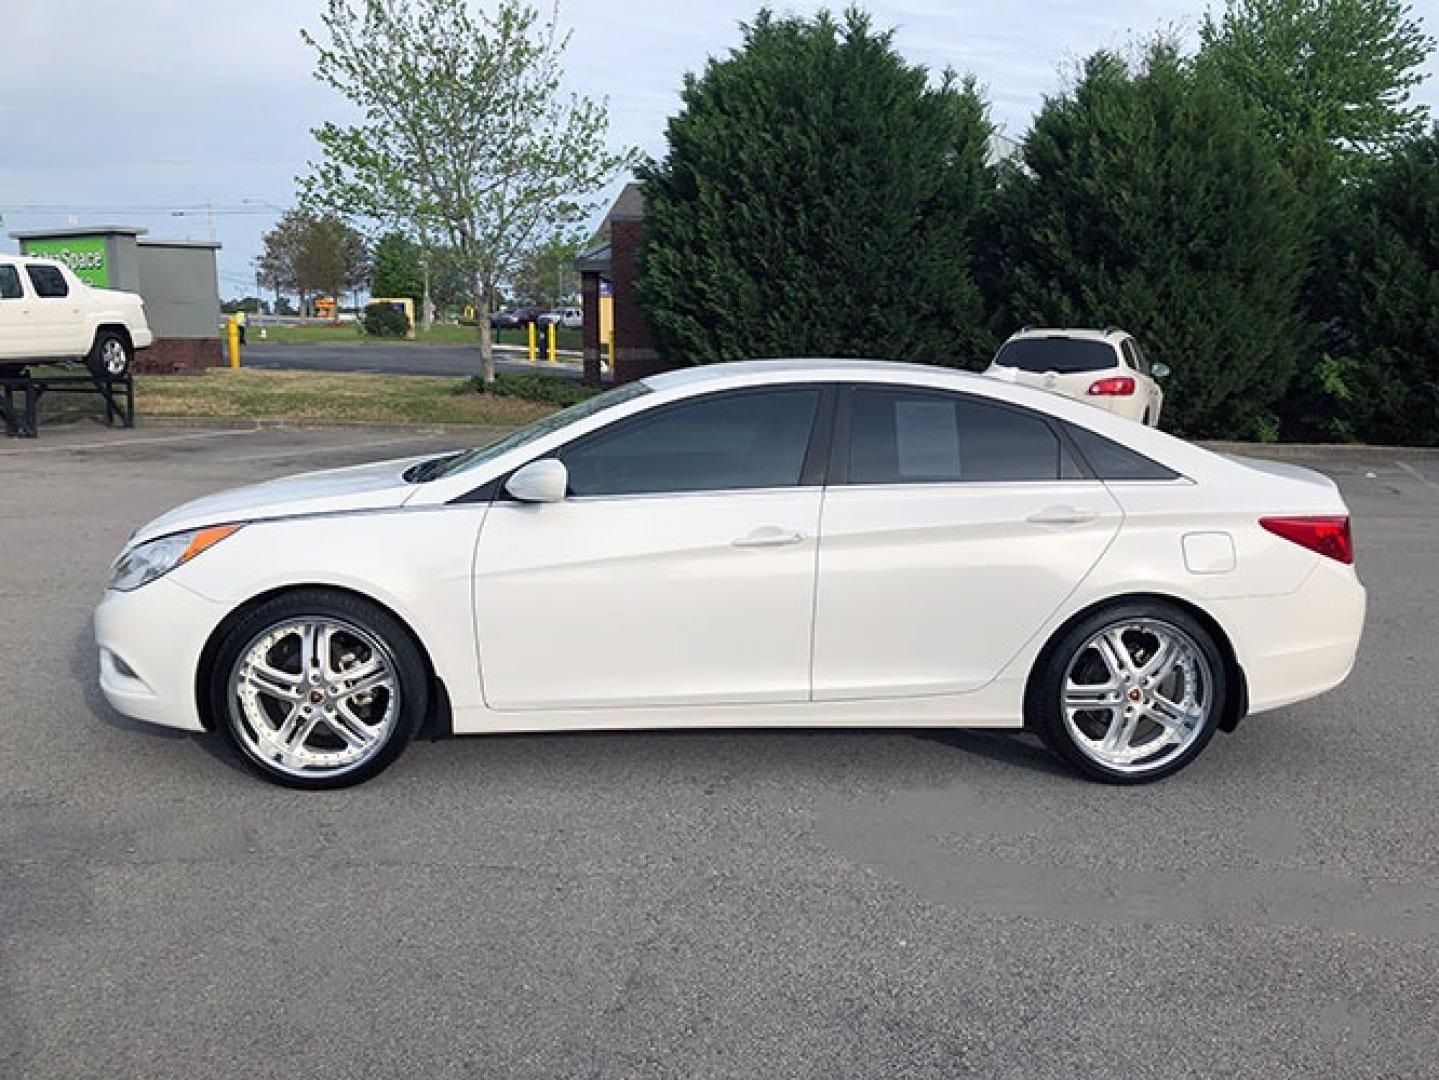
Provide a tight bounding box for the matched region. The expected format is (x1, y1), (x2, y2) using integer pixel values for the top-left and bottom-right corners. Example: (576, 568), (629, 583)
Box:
(0, 428), (260, 456)
(1396, 460), (1439, 496)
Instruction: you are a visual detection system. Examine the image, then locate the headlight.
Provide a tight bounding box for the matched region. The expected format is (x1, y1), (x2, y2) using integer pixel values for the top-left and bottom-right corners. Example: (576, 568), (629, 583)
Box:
(108, 525), (242, 592)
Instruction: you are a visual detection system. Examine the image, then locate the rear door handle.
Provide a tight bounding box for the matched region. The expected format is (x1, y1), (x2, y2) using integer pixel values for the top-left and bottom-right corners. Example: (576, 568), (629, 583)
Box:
(732, 526), (805, 549)
(1027, 506), (1099, 526)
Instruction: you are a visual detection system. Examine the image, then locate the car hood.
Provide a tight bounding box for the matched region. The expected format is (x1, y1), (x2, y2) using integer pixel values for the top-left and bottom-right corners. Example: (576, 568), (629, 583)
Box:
(129, 453), (437, 547)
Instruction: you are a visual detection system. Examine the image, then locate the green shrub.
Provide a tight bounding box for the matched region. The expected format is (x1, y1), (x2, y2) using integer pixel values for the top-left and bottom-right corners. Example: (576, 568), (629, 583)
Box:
(637, 9), (996, 369)
(457, 373), (597, 407)
(363, 302), (410, 338)
(990, 43), (1309, 439)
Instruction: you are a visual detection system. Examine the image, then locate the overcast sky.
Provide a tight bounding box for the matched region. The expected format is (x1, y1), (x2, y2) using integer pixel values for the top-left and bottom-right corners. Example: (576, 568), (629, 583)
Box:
(3, 0), (1436, 295)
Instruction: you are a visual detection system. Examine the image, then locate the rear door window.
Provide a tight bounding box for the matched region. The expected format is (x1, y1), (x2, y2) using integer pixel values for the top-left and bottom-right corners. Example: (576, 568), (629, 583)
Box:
(26, 264), (69, 298)
(846, 387), (1081, 484)
(0, 266), (22, 300)
(993, 338), (1116, 374)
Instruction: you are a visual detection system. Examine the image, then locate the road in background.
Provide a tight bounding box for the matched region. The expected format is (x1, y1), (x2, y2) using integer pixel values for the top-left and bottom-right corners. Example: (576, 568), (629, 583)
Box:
(242, 340), (583, 379)
(2, 427), (1437, 1078)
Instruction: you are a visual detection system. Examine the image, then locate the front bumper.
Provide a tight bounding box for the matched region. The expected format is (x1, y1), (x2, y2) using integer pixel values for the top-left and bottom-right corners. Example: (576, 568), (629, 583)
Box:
(94, 577), (225, 732)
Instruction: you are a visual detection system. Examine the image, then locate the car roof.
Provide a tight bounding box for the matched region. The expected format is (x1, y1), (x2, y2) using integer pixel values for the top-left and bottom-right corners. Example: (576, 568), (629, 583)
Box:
(1004, 327), (1128, 344)
(0, 253), (63, 267)
(644, 357), (982, 390)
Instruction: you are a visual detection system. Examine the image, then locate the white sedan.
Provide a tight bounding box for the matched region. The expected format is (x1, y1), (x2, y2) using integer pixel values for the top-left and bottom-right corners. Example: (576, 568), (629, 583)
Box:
(95, 360), (1365, 788)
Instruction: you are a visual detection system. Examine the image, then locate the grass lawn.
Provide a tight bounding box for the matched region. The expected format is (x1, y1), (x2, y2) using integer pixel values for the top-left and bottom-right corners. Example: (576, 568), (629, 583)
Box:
(135, 368), (559, 427)
(256, 322), (583, 351)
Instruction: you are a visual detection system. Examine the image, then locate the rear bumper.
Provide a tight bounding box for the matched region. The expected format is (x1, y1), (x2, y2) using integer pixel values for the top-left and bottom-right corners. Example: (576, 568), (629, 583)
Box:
(94, 577), (223, 732)
(1211, 559), (1366, 715)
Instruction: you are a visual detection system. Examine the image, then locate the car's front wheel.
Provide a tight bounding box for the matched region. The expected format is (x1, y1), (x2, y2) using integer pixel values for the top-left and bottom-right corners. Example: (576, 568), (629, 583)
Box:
(1028, 601), (1227, 783)
(209, 589), (427, 789)
(88, 330), (132, 380)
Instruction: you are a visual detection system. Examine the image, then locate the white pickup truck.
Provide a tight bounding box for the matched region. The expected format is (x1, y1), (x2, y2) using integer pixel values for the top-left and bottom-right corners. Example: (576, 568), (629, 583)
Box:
(0, 254), (152, 378)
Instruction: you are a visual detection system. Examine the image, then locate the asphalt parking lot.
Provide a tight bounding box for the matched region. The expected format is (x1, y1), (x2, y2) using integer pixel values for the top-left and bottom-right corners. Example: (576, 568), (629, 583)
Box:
(2, 423), (1437, 1079)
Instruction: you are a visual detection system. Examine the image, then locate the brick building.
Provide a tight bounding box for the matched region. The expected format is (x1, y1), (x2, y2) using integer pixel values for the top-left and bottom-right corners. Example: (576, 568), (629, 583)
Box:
(576, 183), (671, 386)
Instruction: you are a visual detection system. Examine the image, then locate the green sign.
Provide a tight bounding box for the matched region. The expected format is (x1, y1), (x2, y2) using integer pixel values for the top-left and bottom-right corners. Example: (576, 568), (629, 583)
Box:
(21, 236), (110, 287)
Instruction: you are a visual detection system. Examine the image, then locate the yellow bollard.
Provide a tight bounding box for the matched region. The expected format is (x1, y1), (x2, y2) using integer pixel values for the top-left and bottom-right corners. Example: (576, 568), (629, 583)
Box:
(227, 316), (241, 369)
(527, 320), (537, 362)
(547, 321), (557, 363)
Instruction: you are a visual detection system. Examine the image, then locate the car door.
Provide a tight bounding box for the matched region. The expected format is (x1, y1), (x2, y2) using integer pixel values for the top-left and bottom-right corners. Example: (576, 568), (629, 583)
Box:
(23, 263), (81, 357)
(811, 384), (1123, 700)
(1127, 339), (1163, 423)
(0, 264), (36, 356)
(472, 385), (832, 710)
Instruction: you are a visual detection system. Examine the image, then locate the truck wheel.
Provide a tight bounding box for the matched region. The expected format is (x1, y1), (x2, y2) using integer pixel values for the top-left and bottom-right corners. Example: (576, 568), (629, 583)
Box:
(88, 331), (132, 380)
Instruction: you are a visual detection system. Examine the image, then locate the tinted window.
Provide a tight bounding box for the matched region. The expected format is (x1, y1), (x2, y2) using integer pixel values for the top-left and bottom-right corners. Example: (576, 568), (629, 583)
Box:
(993, 337), (1116, 374)
(26, 264), (68, 298)
(429, 381), (652, 480)
(1064, 423), (1178, 481)
(0, 266), (21, 300)
(563, 389), (822, 496)
(848, 388), (1076, 483)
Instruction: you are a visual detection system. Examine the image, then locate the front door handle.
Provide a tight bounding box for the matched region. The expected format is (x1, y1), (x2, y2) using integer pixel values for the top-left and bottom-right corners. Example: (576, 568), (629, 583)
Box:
(1027, 505), (1099, 526)
(732, 526), (805, 549)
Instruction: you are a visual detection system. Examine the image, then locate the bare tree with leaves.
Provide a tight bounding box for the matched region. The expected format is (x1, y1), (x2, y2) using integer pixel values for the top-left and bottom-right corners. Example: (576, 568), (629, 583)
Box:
(300, 0), (632, 381)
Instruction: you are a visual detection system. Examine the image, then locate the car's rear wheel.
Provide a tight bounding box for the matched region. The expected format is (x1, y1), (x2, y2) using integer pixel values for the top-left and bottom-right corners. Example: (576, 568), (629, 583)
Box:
(210, 589), (427, 789)
(1028, 601), (1226, 783)
(87, 330), (132, 379)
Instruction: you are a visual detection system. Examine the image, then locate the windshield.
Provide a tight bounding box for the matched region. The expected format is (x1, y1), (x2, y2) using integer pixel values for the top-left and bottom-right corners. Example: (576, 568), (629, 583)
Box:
(418, 380), (654, 481)
(993, 337), (1117, 374)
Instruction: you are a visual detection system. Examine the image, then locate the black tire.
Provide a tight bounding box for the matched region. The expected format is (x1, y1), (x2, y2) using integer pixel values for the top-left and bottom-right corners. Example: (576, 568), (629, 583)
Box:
(209, 588), (428, 789)
(87, 330), (132, 380)
(1026, 600), (1227, 784)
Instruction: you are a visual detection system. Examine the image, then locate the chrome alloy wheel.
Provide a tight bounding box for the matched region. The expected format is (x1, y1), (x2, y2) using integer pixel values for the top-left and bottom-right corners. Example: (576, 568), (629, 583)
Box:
(1061, 618), (1213, 775)
(101, 337), (128, 376)
(228, 617), (400, 780)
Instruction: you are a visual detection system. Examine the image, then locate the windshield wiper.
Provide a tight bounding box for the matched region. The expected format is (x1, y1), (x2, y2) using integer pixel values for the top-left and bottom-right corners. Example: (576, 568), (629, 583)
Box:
(404, 453), (463, 483)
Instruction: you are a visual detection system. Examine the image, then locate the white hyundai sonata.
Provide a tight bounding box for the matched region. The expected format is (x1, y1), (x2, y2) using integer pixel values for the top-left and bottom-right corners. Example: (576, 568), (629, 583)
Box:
(95, 360), (1365, 788)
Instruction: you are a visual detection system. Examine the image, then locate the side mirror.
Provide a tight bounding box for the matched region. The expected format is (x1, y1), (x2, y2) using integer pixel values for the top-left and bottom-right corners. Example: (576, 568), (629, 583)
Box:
(1151, 362), (1171, 379)
(505, 458), (568, 503)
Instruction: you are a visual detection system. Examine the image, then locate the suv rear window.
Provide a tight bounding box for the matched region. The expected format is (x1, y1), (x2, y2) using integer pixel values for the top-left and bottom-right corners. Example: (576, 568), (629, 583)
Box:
(993, 337), (1116, 374)
(0, 266), (21, 300)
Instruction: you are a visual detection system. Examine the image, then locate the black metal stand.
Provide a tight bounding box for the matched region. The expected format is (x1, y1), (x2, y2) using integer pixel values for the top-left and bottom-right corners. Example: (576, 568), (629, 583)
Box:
(0, 364), (134, 438)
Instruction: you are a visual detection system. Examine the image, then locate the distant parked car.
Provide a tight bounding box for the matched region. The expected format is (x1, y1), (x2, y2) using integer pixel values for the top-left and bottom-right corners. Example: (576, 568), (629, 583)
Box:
(558, 307), (582, 330)
(0, 255), (152, 378)
(510, 307), (545, 326)
(536, 310), (563, 327)
(489, 310), (520, 330)
(985, 327), (1168, 427)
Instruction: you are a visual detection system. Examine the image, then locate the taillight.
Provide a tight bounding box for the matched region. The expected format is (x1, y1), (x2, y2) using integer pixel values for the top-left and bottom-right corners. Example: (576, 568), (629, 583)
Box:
(1260, 516), (1354, 564)
(1087, 376), (1135, 396)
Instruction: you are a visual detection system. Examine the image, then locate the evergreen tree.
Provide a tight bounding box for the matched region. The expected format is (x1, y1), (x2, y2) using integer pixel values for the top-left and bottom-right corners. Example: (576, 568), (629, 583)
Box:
(1302, 129), (1439, 444)
(992, 44), (1309, 438)
(637, 8), (994, 368)
(371, 232), (425, 306)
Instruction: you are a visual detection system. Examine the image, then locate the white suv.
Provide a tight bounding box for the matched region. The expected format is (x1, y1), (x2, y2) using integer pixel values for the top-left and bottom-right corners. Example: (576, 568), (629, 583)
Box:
(0, 255), (152, 378)
(985, 327), (1167, 426)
